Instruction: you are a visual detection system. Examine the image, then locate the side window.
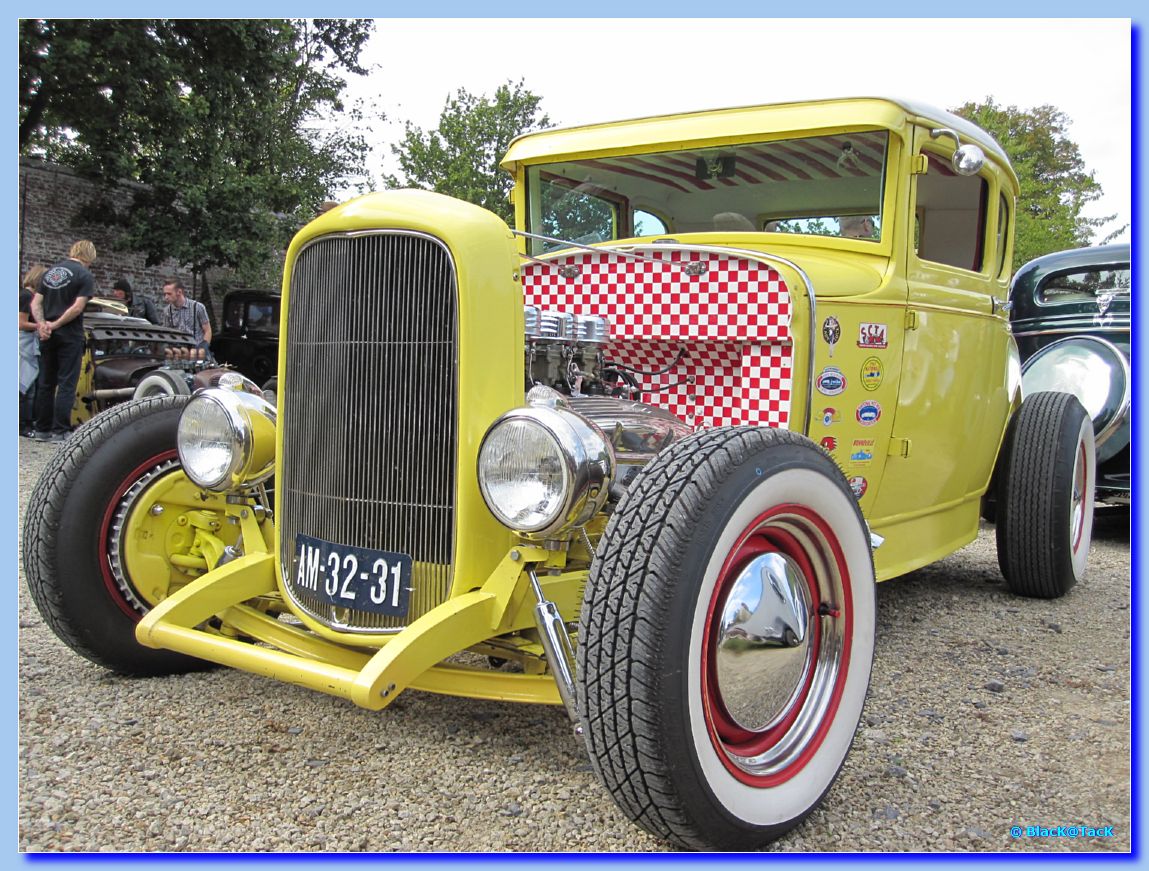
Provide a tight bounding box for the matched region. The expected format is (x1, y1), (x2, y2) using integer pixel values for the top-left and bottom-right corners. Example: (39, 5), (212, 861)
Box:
(914, 151), (989, 272)
(223, 299), (244, 331)
(633, 209), (668, 237)
(995, 194), (1011, 278)
(1039, 266), (1131, 305)
(246, 301), (278, 335)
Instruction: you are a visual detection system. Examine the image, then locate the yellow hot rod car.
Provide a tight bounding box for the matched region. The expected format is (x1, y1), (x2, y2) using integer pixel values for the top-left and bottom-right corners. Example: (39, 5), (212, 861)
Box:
(24, 97), (1095, 851)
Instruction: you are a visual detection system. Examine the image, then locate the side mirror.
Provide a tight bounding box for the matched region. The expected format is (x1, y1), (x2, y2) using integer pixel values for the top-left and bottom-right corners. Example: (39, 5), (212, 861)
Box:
(952, 143), (986, 176)
(930, 128), (986, 176)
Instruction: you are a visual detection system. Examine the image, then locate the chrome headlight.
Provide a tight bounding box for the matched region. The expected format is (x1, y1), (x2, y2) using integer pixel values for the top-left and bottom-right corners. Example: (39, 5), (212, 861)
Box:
(478, 406), (613, 538)
(177, 388), (277, 491)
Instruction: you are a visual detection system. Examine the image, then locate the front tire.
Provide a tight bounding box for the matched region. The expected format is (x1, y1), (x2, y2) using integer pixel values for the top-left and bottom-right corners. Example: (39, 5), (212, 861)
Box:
(578, 427), (875, 850)
(996, 391), (1095, 598)
(23, 396), (214, 675)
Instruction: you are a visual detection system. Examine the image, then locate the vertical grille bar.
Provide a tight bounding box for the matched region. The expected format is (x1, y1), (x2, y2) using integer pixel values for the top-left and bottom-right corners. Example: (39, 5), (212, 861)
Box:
(278, 232), (458, 633)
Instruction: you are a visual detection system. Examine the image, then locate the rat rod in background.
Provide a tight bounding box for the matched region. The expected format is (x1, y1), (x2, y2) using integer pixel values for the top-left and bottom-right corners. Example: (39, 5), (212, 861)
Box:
(24, 98), (1096, 851)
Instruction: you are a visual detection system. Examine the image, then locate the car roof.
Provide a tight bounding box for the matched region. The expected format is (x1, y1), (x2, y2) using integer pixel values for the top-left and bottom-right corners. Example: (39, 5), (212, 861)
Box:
(501, 96), (1014, 178)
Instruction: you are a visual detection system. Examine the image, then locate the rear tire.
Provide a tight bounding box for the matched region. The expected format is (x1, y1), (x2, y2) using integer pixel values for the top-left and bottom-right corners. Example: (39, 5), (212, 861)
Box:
(22, 396), (212, 675)
(996, 391), (1095, 598)
(133, 369), (190, 400)
(578, 427), (875, 850)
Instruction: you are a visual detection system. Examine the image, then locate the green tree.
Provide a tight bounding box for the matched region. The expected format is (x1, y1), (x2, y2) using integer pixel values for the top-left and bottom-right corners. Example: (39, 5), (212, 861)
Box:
(952, 99), (1118, 267)
(20, 18), (375, 286)
(387, 80), (549, 224)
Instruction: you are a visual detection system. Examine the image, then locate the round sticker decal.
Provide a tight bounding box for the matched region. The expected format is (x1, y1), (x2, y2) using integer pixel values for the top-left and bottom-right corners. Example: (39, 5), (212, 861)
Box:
(816, 367), (847, 396)
(860, 356), (884, 391)
(856, 400), (882, 426)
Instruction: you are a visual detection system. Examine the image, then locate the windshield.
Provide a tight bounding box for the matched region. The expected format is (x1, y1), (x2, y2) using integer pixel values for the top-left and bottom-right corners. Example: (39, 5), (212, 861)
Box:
(524, 130), (889, 254)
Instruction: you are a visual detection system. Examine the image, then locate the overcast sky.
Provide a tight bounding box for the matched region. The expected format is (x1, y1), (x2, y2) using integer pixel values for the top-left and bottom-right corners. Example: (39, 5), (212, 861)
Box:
(337, 17), (1131, 244)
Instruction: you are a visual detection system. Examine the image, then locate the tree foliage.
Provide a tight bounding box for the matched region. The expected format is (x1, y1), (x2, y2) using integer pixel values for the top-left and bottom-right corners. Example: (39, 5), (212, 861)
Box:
(387, 80), (549, 224)
(19, 18), (374, 282)
(952, 99), (1117, 267)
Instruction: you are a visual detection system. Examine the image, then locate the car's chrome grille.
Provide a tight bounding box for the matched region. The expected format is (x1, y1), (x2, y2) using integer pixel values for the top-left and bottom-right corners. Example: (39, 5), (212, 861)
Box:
(279, 232), (457, 633)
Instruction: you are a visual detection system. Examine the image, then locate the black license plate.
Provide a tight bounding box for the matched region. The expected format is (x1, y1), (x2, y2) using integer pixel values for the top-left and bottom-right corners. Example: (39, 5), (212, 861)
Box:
(291, 534), (413, 617)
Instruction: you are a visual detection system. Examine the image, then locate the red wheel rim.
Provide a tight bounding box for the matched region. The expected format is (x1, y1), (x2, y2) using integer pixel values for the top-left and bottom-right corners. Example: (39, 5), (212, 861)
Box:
(701, 503), (853, 787)
(97, 450), (180, 620)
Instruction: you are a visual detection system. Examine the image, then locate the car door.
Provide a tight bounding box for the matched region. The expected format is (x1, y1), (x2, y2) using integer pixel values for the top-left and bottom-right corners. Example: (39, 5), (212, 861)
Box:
(869, 126), (1014, 527)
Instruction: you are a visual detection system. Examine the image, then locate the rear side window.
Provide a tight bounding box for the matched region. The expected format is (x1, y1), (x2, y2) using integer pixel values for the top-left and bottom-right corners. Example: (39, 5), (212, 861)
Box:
(995, 194), (1011, 278)
(1039, 266), (1131, 305)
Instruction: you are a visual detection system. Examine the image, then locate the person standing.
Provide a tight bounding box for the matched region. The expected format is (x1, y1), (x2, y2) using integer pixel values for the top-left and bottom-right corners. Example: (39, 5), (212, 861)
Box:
(20, 264), (47, 438)
(31, 241), (97, 442)
(161, 279), (212, 359)
(112, 277), (160, 324)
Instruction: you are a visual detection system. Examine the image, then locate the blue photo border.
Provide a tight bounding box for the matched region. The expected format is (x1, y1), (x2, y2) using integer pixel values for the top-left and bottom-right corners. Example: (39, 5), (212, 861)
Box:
(7, 5), (1144, 865)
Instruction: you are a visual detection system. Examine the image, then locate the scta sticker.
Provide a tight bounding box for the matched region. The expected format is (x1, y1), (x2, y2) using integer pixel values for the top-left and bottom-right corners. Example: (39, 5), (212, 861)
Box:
(816, 367), (846, 396)
(821, 407), (840, 426)
(848, 476), (868, 499)
(856, 400), (882, 426)
(858, 322), (888, 349)
(860, 357), (883, 391)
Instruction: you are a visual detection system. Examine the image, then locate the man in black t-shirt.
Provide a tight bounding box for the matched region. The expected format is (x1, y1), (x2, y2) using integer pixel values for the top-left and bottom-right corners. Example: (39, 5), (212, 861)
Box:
(31, 240), (97, 441)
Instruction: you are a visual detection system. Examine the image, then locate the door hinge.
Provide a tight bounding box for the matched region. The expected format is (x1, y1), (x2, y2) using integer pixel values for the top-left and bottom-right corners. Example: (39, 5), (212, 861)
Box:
(910, 154), (929, 175)
(905, 309), (919, 330)
(888, 437), (912, 459)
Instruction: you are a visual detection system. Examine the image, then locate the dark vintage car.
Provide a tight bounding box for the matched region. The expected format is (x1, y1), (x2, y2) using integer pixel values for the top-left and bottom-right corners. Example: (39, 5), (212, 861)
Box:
(1009, 243), (1130, 504)
(210, 289), (280, 383)
(74, 300), (237, 426)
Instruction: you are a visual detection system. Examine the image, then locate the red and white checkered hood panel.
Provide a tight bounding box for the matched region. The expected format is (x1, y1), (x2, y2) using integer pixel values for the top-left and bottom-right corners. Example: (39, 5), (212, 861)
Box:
(521, 248), (792, 429)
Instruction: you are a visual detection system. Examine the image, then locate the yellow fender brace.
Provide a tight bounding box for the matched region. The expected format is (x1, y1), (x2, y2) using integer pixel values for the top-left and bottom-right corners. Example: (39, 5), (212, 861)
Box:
(136, 545), (561, 710)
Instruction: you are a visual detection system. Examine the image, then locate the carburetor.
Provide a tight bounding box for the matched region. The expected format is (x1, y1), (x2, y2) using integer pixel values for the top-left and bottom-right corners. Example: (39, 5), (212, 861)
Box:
(524, 306), (633, 398)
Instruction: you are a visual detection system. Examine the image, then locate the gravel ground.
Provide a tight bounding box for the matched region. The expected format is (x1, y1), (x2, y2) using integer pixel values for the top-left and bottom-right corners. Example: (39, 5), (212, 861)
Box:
(17, 437), (1132, 853)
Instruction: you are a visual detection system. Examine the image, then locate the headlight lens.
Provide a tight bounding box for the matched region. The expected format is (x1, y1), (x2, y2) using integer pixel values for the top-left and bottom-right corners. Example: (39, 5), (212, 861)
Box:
(178, 395), (238, 489)
(478, 406), (612, 537)
(479, 417), (569, 532)
(177, 388), (277, 491)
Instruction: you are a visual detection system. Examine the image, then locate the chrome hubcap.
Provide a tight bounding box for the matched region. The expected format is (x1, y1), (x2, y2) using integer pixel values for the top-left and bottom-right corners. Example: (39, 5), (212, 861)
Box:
(1071, 442), (1086, 551)
(714, 552), (813, 732)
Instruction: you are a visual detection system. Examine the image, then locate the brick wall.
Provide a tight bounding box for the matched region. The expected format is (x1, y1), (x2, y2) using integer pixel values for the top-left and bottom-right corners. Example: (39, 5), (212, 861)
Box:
(18, 157), (239, 327)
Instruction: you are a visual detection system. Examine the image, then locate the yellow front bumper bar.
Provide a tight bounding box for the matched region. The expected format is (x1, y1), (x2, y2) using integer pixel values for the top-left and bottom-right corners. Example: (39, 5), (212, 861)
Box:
(135, 546), (564, 710)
